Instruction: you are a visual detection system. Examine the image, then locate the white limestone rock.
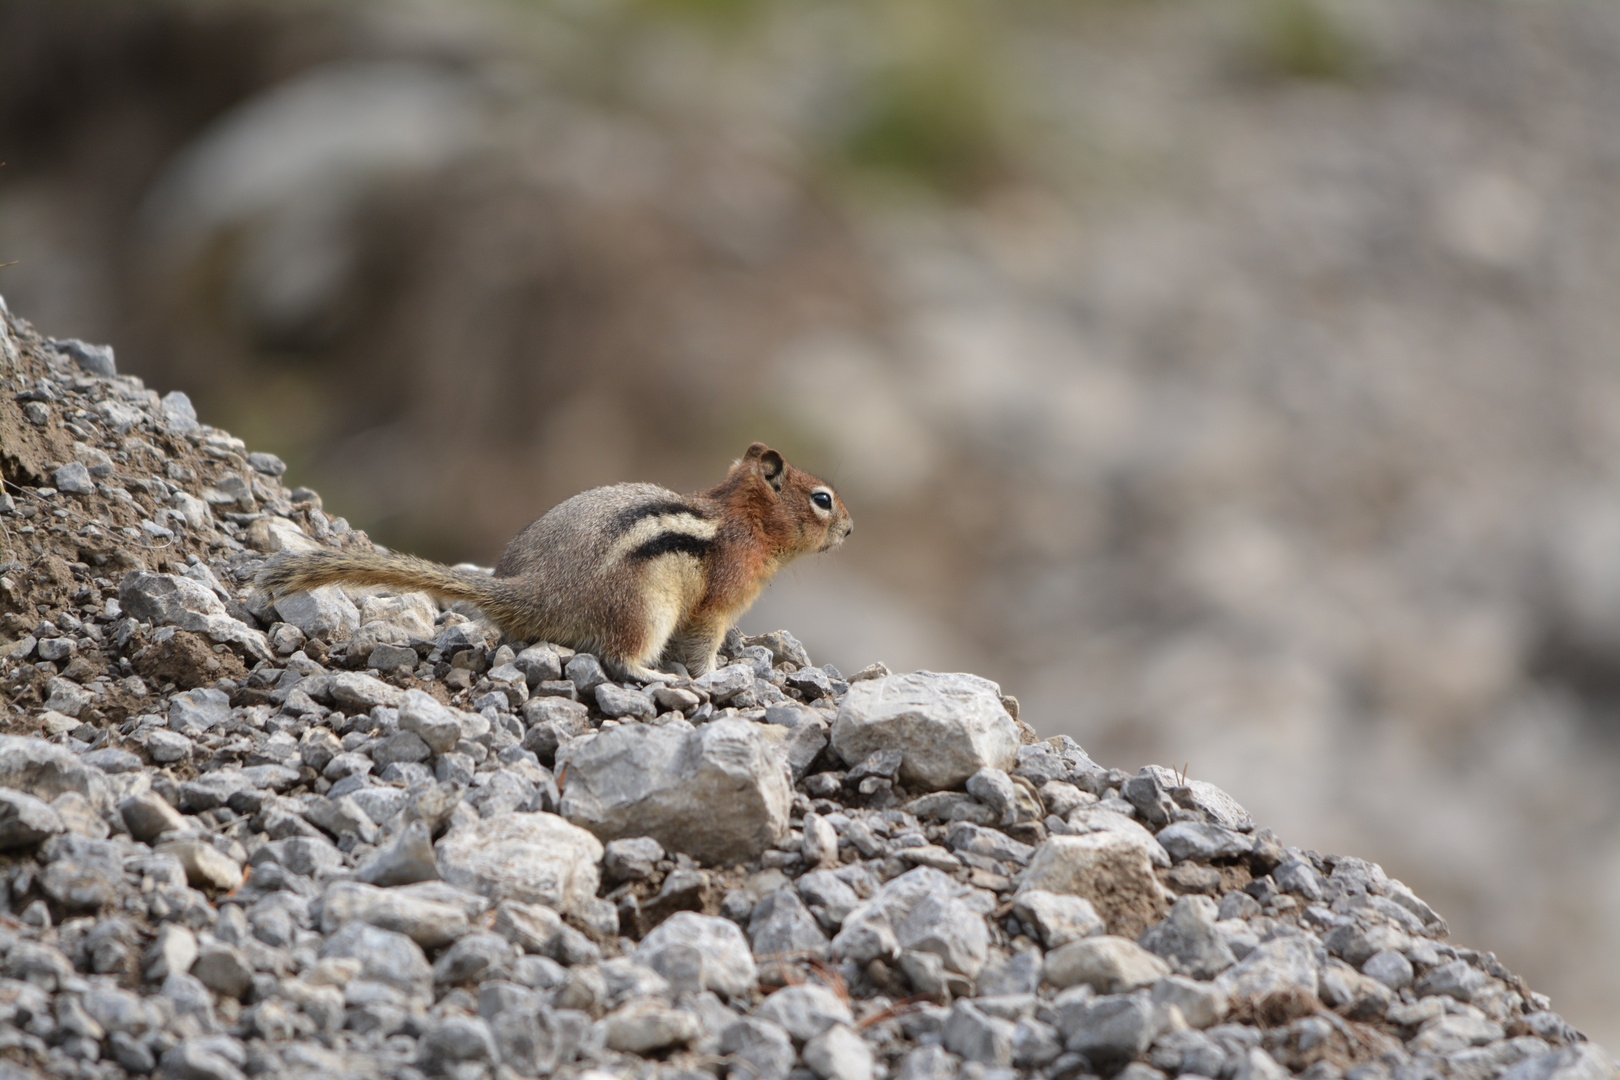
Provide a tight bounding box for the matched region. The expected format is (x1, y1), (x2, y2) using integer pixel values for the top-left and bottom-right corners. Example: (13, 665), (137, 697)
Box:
(831, 671), (1019, 791)
(434, 811), (603, 915)
(557, 717), (791, 865)
(831, 866), (993, 978)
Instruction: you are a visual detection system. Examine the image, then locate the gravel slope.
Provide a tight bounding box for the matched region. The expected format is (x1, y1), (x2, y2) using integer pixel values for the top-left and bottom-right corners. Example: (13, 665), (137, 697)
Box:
(1, 307), (1615, 1080)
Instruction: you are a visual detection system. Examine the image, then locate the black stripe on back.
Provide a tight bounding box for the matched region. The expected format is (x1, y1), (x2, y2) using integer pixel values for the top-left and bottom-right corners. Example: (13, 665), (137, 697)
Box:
(613, 500), (709, 532)
(628, 532), (716, 562)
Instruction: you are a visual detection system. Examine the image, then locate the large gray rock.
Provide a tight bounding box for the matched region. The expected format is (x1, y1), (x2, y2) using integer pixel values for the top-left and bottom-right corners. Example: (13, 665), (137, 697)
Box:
(600, 1000), (702, 1054)
(319, 880), (470, 948)
(721, 1018), (795, 1080)
(832, 866), (992, 978)
(758, 706), (831, 782)
(599, 956), (673, 1007)
(947, 820), (1035, 865)
(595, 682), (655, 720)
(271, 583), (360, 642)
(1215, 935), (1320, 1021)
(192, 939), (254, 1000)
(895, 1044), (959, 1080)
(434, 811), (602, 914)
(752, 982), (853, 1043)
(0, 789), (65, 849)
(1011, 889), (1105, 949)
(168, 687), (231, 733)
(831, 671), (1019, 790)
(144, 923), (198, 982)
(603, 836), (664, 883)
(258, 833), (345, 878)
(1157, 821), (1254, 863)
(418, 1014), (499, 1069)
(143, 729), (192, 765)
(1054, 990), (1159, 1066)
(1362, 949), (1415, 991)
(161, 389), (198, 432)
(977, 948), (1043, 996)
(491, 899), (565, 955)
(635, 912), (757, 999)
(512, 643), (563, 685)
(1233, 1046), (1293, 1080)
(1044, 936), (1170, 993)
(558, 717), (791, 865)
(246, 515), (321, 553)
(398, 690), (464, 754)
(433, 931), (514, 986)
(1152, 974), (1230, 1029)
(51, 337), (117, 376)
(1271, 858), (1327, 900)
(303, 793), (379, 844)
(0, 736), (112, 809)
(1064, 807), (1171, 867)
(1405, 1010), (1502, 1056)
(751, 886), (832, 960)
(1499, 1045), (1619, 1080)
(177, 770), (259, 813)
(1138, 895), (1236, 979)
(39, 834), (124, 911)
(325, 671), (405, 710)
(803, 1023), (875, 1080)
(42, 677), (93, 717)
(81, 984), (158, 1035)
(159, 1039), (246, 1080)
(798, 870), (862, 928)
(157, 839), (245, 891)
(1318, 960), (1395, 1020)
(965, 767), (1031, 827)
(1414, 958), (1490, 1002)
(54, 460), (95, 494)
(318, 922), (432, 999)
(943, 1000), (1015, 1067)
(357, 819), (439, 886)
(117, 571), (271, 660)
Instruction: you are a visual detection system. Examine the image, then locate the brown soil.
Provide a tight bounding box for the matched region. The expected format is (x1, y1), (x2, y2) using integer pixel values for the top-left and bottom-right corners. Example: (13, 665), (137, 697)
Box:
(130, 629), (248, 691)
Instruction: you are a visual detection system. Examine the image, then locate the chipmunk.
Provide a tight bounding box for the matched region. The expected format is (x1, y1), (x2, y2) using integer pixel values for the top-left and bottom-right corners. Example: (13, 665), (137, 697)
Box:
(256, 443), (851, 683)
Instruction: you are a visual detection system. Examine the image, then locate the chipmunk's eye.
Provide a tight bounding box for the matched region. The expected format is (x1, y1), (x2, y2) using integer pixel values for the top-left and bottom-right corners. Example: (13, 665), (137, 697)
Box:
(812, 490), (833, 511)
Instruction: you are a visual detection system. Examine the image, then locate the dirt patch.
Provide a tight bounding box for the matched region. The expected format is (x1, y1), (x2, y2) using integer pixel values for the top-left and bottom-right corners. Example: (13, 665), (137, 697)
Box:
(1088, 852), (1170, 939)
(1160, 859), (1253, 897)
(1261, 1007), (1408, 1072)
(1228, 987), (1322, 1028)
(131, 629), (248, 691)
(0, 310), (364, 710)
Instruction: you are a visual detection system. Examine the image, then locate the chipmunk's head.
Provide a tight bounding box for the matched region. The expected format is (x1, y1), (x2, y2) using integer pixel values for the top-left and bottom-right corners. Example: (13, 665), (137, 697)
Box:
(730, 442), (852, 558)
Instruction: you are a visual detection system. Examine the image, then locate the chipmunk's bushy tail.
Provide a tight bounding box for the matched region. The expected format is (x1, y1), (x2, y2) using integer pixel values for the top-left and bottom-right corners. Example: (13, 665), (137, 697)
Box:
(256, 549), (502, 607)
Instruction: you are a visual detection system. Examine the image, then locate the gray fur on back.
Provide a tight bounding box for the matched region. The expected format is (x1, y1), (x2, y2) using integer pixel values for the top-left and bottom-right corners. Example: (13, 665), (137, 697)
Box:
(495, 483), (689, 577)
(491, 482), (704, 659)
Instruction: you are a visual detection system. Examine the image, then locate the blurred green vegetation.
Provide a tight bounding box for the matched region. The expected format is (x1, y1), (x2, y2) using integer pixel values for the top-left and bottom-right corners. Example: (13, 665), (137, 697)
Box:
(1249, 0), (1363, 81)
(832, 0), (1008, 197)
(520, 0), (1014, 198)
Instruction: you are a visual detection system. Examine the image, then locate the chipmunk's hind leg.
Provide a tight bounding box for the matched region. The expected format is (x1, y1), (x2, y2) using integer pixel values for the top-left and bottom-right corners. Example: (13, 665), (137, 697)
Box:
(596, 568), (689, 685)
(664, 619), (728, 678)
(602, 615), (677, 684)
(604, 553), (707, 684)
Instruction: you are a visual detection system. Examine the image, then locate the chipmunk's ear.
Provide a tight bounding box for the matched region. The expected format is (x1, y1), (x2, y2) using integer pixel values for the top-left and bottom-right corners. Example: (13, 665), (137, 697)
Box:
(743, 443), (786, 493)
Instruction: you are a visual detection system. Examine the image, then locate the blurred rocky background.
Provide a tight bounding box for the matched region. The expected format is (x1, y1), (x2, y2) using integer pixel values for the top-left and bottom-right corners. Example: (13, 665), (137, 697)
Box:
(2, 0), (1617, 1052)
